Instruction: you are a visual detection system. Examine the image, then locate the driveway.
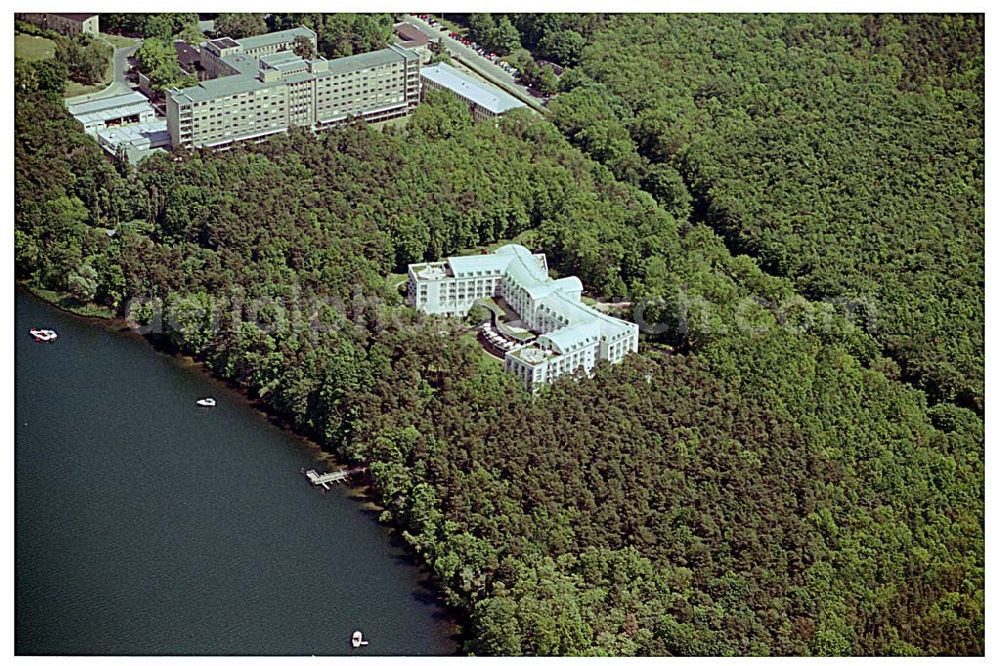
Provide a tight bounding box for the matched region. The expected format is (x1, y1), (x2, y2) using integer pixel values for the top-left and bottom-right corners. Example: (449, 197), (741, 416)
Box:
(400, 15), (547, 113)
(64, 38), (142, 106)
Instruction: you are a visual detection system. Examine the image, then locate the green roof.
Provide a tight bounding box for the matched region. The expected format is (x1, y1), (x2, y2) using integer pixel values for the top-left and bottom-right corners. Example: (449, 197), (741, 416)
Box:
(221, 53), (259, 76)
(326, 45), (417, 75)
(260, 51), (304, 70)
(170, 75), (282, 103)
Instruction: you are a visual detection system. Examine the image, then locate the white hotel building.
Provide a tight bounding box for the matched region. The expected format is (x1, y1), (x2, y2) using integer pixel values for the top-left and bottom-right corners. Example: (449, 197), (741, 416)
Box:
(407, 244), (639, 390)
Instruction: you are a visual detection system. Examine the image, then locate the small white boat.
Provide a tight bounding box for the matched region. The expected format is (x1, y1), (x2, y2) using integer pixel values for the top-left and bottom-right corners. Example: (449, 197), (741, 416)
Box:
(196, 397), (216, 407)
(351, 630), (369, 648)
(30, 328), (58, 343)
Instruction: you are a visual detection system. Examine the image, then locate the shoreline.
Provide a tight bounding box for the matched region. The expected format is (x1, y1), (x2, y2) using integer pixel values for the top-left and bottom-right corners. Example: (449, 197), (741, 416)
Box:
(16, 283), (468, 654)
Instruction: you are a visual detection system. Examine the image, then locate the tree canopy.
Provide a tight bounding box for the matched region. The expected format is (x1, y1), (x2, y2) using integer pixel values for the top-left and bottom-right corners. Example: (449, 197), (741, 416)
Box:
(213, 13), (268, 39)
(268, 13), (394, 58)
(54, 33), (111, 85)
(102, 13), (199, 41)
(134, 38), (196, 92)
(544, 14), (984, 415)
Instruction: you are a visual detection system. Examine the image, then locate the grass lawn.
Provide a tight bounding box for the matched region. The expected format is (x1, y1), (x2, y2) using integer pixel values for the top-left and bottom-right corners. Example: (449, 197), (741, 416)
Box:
(16, 31), (113, 98)
(100, 32), (137, 49)
(385, 272), (409, 296)
(430, 15), (467, 37)
(15, 33), (57, 61)
(29, 286), (117, 320)
(456, 329), (505, 369)
(62, 54), (113, 98)
(370, 114), (411, 132)
(64, 64), (112, 98)
(479, 349), (504, 368)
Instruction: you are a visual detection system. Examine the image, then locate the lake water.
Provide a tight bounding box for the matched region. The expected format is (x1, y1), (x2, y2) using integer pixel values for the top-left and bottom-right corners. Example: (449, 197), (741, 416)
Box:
(15, 287), (458, 655)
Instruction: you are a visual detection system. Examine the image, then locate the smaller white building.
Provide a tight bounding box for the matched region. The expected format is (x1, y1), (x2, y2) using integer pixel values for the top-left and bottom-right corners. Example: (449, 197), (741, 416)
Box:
(66, 91), (168, 163)
(420, 62), (526, 122)
(96, 119), (171, 163)
(408, 244), (639, 390)
(66, 92), (156, 136)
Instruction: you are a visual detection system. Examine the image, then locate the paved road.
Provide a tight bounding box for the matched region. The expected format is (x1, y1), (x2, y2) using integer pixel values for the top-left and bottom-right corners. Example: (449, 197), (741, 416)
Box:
(64, 37), (141, 106)
(400, 15), (547, 113)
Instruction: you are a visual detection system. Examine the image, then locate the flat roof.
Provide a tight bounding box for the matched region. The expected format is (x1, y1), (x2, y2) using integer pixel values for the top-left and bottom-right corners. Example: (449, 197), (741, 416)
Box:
(209, 36), (239, 49)
(236, 26), (315, 50)
(95, 119), (170, 164)
(509, 346), (553, 366)
(447, 254), (510, 277)
(96, 119), (169, 147)
(73, 101), (152, 126)
(171, 75), (280, 103)
(421, 63), (525, 115)
(174, 41), (201, 69)
(221, 52), (259, 77)
(66, 91), (150, 116)
(260, 52), (311, 75)
(326, 45), (417, 75)
(260, 51), (303, 67)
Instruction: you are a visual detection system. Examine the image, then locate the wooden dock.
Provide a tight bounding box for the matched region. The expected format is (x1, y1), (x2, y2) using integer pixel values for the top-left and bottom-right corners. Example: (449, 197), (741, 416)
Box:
(303, 466), (366, 490)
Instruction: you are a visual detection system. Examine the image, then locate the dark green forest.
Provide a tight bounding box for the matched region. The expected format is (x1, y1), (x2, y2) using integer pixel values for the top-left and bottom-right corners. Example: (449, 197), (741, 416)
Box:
(540, 14), (985, 415)
(14, 13), (983, 656)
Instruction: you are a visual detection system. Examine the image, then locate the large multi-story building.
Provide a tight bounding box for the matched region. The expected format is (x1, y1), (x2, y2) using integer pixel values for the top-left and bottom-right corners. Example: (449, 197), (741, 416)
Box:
(407, 244), (639, 390)
(18, 13), (99, 37)
(199, 27), (317, 80)
(420, 63), (525, 123)
(166, 27), (421, 150)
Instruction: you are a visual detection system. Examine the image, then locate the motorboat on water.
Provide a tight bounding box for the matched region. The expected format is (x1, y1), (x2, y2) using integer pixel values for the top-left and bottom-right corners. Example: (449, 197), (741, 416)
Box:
(196, 397), (216, 407)
(351, 631), (369, 648)
(29, 328), (57, 343)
